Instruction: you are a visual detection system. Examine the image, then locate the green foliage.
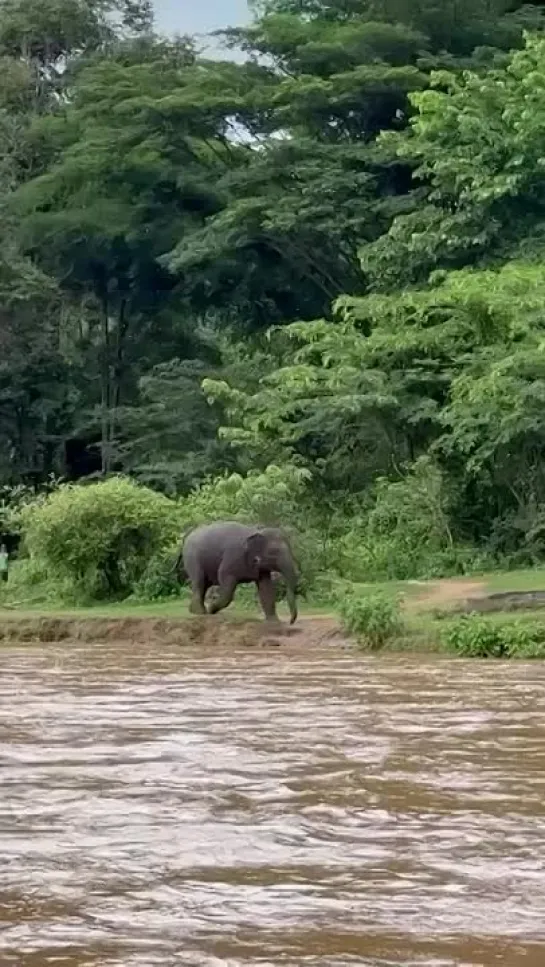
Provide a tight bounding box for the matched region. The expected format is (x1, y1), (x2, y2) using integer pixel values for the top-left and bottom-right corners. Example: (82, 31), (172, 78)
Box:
(20, 476), (180, 600)
(508, 634), (545, 660)
(208, 253), (545, 563)
(117, 356), (237, 496)
(179, 464), (312, 529)
(362, 33), (545, 289)
(174, 0), (535, 332)
(3, 0), (545, 608)
(337, 586), (403, 649)
(0, 480), (54, 535)
(131, 543), (182, 601)
(364, 458), (453, 578)
(441, 614), (545, 658)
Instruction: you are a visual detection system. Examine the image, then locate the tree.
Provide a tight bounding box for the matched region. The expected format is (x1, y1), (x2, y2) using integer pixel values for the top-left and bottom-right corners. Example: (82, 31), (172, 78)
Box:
(0, 0), (164, 483)
(362, 31), (545, 289)
(3, 0), (545, 579)
(117, 356), (237, 495)
(0, 0), (154, 110)
(0, 244), (75, 482)
(203, 259), (545, 550)
(13, 39), (229, 472)
(167, 0), (544, 332)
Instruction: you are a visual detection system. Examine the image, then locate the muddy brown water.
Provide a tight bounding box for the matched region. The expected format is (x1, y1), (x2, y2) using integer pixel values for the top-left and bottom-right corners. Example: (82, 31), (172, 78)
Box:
(1, 640), (545, 967)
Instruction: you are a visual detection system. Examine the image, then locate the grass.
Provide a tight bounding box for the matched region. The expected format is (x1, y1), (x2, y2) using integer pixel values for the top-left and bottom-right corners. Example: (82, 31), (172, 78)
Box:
(334, 569), (545, 654)
(338, 567), (545, 606)
(483, 567), (545, 591)
(405, 601), (545, 635)
(0, 586), (331, 622)
(2, 565), (545, 618)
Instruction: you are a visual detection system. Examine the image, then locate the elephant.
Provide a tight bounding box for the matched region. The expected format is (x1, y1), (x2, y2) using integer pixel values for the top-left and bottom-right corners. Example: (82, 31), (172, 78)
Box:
(177, 521), (299, 624)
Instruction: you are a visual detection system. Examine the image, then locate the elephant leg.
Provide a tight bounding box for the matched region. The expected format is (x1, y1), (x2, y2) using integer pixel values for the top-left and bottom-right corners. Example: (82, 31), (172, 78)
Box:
(257, 574), (280, 623)
(189, 574), (208, 615)
(208, 574), (237, 615)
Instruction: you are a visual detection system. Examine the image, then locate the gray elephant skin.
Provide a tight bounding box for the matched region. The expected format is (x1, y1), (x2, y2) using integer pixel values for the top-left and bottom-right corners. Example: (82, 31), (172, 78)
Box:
(178, 521), (299, 624)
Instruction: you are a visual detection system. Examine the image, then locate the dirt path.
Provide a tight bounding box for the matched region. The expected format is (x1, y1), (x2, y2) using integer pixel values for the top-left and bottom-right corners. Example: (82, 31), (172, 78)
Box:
(295, 577), (488, 625)
(404, 577), (486, 611)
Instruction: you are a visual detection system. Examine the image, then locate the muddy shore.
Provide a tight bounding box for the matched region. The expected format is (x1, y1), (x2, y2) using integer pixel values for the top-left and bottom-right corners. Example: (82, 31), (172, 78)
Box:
(0, 613), (352, 648)
(3, 579), (545, 649)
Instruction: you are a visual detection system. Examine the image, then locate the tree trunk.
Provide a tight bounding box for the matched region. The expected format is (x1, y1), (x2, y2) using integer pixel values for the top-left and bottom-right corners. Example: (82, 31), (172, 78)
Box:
(100, 293), (111, 474)
(109, 298), (129, 454)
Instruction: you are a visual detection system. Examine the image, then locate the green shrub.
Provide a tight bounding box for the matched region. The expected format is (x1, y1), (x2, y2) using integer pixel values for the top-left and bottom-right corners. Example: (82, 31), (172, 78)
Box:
(20, 476), (181, 601)
(1, 478), (61, 540)
(441, 614), (545, 658)
(509, 634), (545, 659)
(0, 556), (61, 605)
(419, 545), (496, 579)
(305, 570), (345, 606)
(179, 464), (312, 528)
(441, 614), (506, 657)
(337, 587), (403, 649)
(326, 460), (492, 584)
(131, 544), (183, 601)
(363, 458), (454, 578)
(332, 529), (493, 584)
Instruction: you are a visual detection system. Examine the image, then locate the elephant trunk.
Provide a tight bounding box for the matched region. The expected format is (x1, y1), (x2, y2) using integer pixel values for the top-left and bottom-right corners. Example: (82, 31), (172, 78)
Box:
(278, 551), (299, 625)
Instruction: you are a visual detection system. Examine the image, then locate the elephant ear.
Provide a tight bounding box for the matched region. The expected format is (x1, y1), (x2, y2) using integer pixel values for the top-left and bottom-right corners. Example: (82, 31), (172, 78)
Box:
(244, 530), (268, 569)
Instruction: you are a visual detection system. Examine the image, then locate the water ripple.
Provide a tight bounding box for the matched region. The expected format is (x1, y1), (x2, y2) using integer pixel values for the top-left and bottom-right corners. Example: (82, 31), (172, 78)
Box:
(1, 642), (545, 966)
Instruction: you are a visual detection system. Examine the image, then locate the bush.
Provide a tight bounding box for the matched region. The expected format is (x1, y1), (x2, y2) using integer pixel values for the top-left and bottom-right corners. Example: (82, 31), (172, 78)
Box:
(0, 555), (59, 605)
(304, 570), (345, 605)
(20, 476), (181, 601)
(418, 545), (496, 579)
(362, 458), (455, 579)
(441, 614), (506, 657)
(511, 635), (545, 659)
(325, 460), (492, 583)
(337, 587), (403, 649)
(441, 614), (545, 658)
(179, 463), (312, 527)
(1, 477), (61, 542)
(131, 544), (183, 601)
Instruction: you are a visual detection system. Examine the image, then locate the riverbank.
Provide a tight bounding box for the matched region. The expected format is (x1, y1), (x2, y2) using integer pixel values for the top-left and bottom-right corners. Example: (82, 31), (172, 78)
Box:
(0, 612), (350, 649)
(3, 567), (545, 650)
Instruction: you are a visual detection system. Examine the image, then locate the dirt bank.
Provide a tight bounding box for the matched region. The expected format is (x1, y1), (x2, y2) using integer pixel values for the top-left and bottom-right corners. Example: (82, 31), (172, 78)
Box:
(0, 613), (351, 648)
(406, 579), (545, 615)
(406, 578), (487, 611)
(2, 577), (544, 648)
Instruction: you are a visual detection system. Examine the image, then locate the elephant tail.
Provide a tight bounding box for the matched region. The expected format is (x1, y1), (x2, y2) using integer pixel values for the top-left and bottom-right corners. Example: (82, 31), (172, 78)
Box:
(170, 524), (195, 580)
(171, 548), (185, 576)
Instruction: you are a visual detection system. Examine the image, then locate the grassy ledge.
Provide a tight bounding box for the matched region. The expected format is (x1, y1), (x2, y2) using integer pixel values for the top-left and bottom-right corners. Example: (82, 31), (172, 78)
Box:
(3, 568), (545, 654)
(339, 569), (545, 656)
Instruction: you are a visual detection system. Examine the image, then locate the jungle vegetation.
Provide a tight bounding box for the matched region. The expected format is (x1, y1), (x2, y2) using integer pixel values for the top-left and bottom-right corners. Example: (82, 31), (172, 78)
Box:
(3, 0), (545, 600)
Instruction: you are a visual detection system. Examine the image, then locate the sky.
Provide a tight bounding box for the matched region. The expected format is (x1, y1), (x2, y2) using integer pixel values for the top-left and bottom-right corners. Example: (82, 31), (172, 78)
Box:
(153, 0), (250, 38)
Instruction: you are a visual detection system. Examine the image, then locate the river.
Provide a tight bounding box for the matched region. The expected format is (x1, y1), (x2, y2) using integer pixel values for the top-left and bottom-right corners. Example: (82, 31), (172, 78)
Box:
(1, 640), (545, 966)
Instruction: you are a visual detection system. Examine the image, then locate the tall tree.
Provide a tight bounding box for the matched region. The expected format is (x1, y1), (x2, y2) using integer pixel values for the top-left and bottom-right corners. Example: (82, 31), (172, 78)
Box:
(0, 0), (158, 478)
(202, 33), (545, 552)
(0, 244), (75, 482)
(167, 0), (545, 331)
(12, 38), (249, 472)
(361, 31), (545, 289)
